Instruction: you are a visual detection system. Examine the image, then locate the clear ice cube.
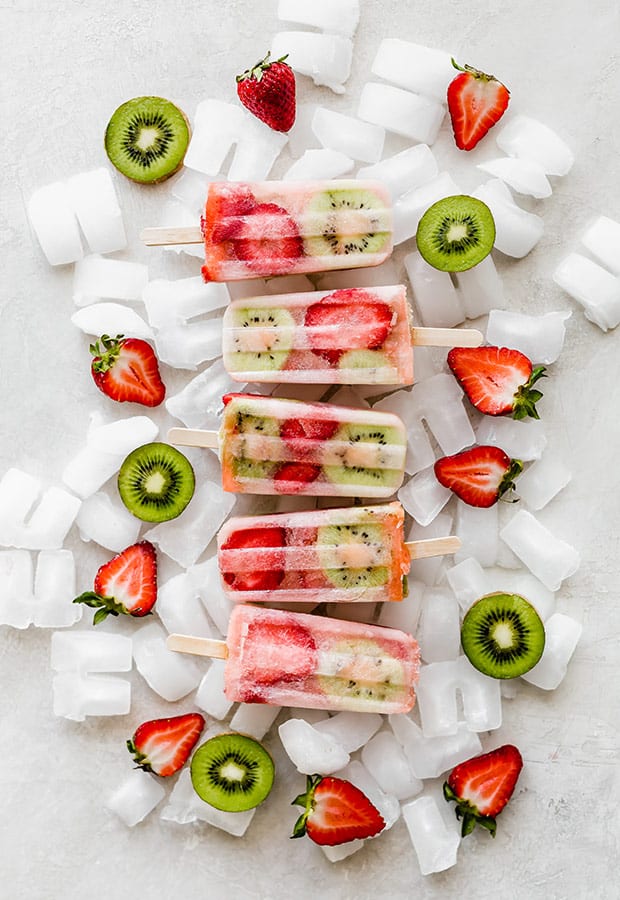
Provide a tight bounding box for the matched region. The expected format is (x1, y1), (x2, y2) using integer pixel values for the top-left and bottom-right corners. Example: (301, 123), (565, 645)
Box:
(188, 555), (234, 636)
(454, 500), (499, 568)
(283, 148), (354, 181)
(71, 302), (154, 340)
(473, 179), (544, 258)
(33, 549), (80, 628)
(393, 172), (460, 245)
(499, 509), (580, 591)
(517, 454), (572, 510)
(407, 513), (453, 586)
(73, 255), (147, 307)
(314, 711), (382, 753)
(160, 769), (255, 835)
(53, 671), (131, 721)
(51, 630), (133, 673)
(27, 181), (84, 265)
(76, 491), (141, 552)
(401, 795), (460, 875)
(277, 0), (360, 37)
(361, 730), (423, 800)
(475, 416), (547, 461)
(66, 168), (127, 254)
(453, 255), (506, 318)
(418, 587), (461, 663)
(398, 466), (452, 526)
(133, 622), (204, 701)
(415, 656), (502, 737)
(278, 718), (350, 774)
(272, 31), (353, 93)
(413, 373), (476, 455)
(358, 83), (445, 145)
(311, 107), (385, 163)
(580, 215), (620, 275)
(195, 660), (234, 720)
(230, 703), (281, 740)
(446, 557), (490, 612)
(377, 579), (425, 632)
(521, 613), (582, 690)
(477, 157), (552, 199)
(496, 115), (574, 176)
(105, 770), (165, 827)
(143, 277), (229, 328)
(389, 714), (482, 780)
(486, 308), (572, 364)
(0, 550), (35, 628)
(553, 253), (620, 331)
(358, 144), (438, 201)
(371, 39), (455, 103)
(156, 572), (218, 639)
(405, 250), (464, 328)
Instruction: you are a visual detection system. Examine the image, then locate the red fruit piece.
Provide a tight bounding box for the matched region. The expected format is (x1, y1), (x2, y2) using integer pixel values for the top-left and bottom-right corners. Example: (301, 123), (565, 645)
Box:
(274, 462), (321, 492)
(90, 334), (165, 407)
(448, 346), (546, 419)
(127, 712), (205, 777)
(443, 744), (523, 837)
(304, 289), (394, 365)
(73, 541), (158, 625)
(236, 51), (296, 133)
(434, 446), (523, 508)
(244, 615), (317, 686)
(220, 526), (286, 592)
(447, 59), (510, 151)
(281, 417), (339, 448)
(292, 775), (385, 846)
(232, 202), (303, 276)
(209, 186), (257, 243)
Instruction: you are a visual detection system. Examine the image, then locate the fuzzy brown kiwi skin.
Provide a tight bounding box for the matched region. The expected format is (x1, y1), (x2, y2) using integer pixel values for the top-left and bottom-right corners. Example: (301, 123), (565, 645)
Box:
(104, 100), (191, 185)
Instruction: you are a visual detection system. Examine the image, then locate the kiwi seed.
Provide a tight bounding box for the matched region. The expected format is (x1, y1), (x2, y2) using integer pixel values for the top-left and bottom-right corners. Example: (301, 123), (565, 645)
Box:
(190, 733), (275, 812)
(317, 638), (407, 710)
(304, 187), (391, 258)
(225, 305), (295, 373)
(117, 442), (195, 523)
(416, 195), (495, 272)
(323, 422), (405, 490)
(317, 523), (389, 589)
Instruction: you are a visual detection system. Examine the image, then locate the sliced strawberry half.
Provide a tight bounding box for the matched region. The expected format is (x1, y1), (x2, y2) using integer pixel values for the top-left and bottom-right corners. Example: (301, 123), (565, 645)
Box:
(243, 615), (318, 687)
(273, 461), (321, 492)
(232, 201), (304, 275)
(292, 775), (385, 846)
(127, 712), (205, 777)
(220, 526), (286, 592)
(280, 416), (339, 452)
(90, 334), (165, 407)
(448, 346), (546, 419)
(444, 744), (523, 837)
(447, 60), (510, 151)
(434, 446), (523, 508)
(209, 186), (257, 243)
(304, 289), (393, 365)
(73, 541), (158, 625)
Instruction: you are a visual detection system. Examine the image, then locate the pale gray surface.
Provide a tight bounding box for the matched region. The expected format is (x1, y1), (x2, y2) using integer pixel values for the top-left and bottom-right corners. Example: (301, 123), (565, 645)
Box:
(1, 1), (619, 898)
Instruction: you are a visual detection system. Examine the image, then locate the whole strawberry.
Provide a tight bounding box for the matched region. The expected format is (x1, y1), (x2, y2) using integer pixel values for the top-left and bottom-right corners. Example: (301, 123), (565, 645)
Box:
(90, 334), (165, 407)
(444, 744), (523, 836)
(236, 51), (296, 132)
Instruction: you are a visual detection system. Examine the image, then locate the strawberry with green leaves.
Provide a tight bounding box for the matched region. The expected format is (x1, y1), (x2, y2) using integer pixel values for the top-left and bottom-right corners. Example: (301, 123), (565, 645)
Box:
(448, 346), (546, 419)
(236, 51), (296, 133)
(74, 541), (157, 624)
(434, 445), (523, 508)
(90, 334), (165, 407)
(127, 713), (205, 777)
(291, 774), (385, 846)
(447, 59), (510, 151)
(444, 744), (524, 837)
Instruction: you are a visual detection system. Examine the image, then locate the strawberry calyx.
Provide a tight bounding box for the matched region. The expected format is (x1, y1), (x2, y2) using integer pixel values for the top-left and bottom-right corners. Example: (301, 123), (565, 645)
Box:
(236, 51), (289, 84)
(72, 591), (139, 625)
(442, 782), (498, 837)
(90, 333), (125, 374)
(498, 457), (524, 501)
(512, 365), (547, 420)
(291, 774), (322, 839)
(451, 58), (507, 89)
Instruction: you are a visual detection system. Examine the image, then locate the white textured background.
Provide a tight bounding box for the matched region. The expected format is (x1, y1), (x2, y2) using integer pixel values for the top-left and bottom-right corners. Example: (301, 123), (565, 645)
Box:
(2, 1), (619, 898)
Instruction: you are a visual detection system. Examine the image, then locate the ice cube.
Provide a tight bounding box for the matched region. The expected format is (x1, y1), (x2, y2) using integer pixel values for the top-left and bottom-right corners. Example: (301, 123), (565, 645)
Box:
(283, 148), (354, 181)
(358, 144), (438, 201)
(521, 613), (582, 690)
(71, 303), (154, 340)
(156, 572), (218, 639)
(402, 795), (460, 875)
(105, 770), (165, 827)
(418, 587), (461, 663)
(165, 360), (234, 430)
(475, 416), (547, 461)
(143, 277), (229, 328)
(499, 509), (580, 591)
(398, 467), (452, 526)
(287, 103), (320, 158)
(133, 622), (204, 701)
(33, 549), (80, 628)
(66, 168), (127, 254)
(278, 718), (350, 774)
(516, 454), (572, 510)
(453, 255), (506, 318)
(154, 316), (224, 371)
(477, 157), (552, 199)
(0, 469), (81, 551)
(277, 0), (360, 36)
(389, 715), (482, 780)
(314, 712), (382, 752)
(0, 469), (40, 546)
(51, 630), (133, 673)
(76, 491), (141, 552)
(553, 253), (620, 331)
(377, 579), (425, 632)
(580, 215), (620, 275)
(325, 386), (369, 409)
(473, 180), (544, 258)
(195, 660), (234, 719)
(486, 308), (572, 364)
(311, 107), (385, 163)
(188, 555), (234, 636)
(358, 83), (445, 145)
(53, 671), (131, 721)
(413, 373), (476, 455)
(73, 255), (148, 307)
(482, 567), (556, 621)
(154, 199), (204, 259)
(271, 31), (353, 93)
(27, 181), (84, 265)
(169, 168), (211, 214)
(371, 39), (455, 103)
(392, 172), (461, 245)
(415, 656), (502, 737)
(0, 550), (35, 628)
(404, 250), (464, 328)
(454, 501), (499, 568)
(407, 513), (453, 586)
(496, 115), (574, 176)
(446, 557), (490, 612)
(161, 769), (256, 835)
(230, 703), (281, 740)
(337, 760), (400, 830)
(361, 730), (423, 800)
(321, 840), (365, 862)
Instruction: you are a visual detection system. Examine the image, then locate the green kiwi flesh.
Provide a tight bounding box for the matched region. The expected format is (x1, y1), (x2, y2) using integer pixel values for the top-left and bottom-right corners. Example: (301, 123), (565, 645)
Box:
(416, 195), (495, 272)
(323, 422), (405, 489)
(226, 306), (295, 372)
(461, 592), (545, 679)
(318, 638), (406, 706)
(104, 96), (190, 184)
(304, 187), (391, 258)
(317, 523), (389, 589)
(190, 733), (275, 812)
(337, 349), (392, 371)
(117, 442), (195, 522)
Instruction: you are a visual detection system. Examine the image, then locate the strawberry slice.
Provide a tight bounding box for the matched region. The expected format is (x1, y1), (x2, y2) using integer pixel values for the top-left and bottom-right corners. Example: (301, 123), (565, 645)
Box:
(448, 346), (546, 419)
(434, 446), (523, 508)
(280, 416), (339, 448)
(304, 289), (393, 365)
(73, 541), (158, 625)
(273, 461), (321, 492)
(443, 744), (523, 837)
(447, 60), (510, 151)
(243, 615), (317, 688)
(127, 712), (205, 777)
(232, 201), (303, 275)
(90, 334), (165, 407)
(220, 526), (286, 592)
(209, 186), (257, 243)
(292, 775), (385, 846)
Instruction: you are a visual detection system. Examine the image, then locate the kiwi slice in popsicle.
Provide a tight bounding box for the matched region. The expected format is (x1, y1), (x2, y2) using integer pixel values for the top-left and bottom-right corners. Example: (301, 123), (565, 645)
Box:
(304, 187), (391, 258)
(317, 523), (389, 589)
(461, 592), (545, 679)
(117, 442), (195, 523)
(323, 422), (405, 490)
(226, 306), (295, 373)
(416, 195), (495, 272)
(104, 96), (190, 184)
(318, 638), (407, 707)
(190, 733), (275, 812)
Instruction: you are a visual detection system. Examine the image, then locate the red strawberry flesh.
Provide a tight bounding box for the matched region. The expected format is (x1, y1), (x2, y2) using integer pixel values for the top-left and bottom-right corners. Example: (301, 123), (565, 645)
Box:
(292, 775), (385, 846)
(220, 526), (286, 591)
(127, 712), (205, 777)
(444, 744), (523, 837)
(242, 616), (318, 688)
(447, 61), (510, 151)
(304, 289), (393, 365)
(231, 202), (303, 275)
(448, 346), (546, 419)
(73, 541), (158, 624)
(90, 335), (165, 407)
(434, 445), (522, 508)
(273, 462), (321, 492)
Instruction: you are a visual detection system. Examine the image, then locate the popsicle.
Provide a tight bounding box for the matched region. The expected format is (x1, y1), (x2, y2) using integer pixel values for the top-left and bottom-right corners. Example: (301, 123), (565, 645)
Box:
(217, 501), (461, 603)
(168, 393), (408, 497)
(140, 179), (393, 281)
(168, 605), (420, 714)
(222, 284), (483, 385)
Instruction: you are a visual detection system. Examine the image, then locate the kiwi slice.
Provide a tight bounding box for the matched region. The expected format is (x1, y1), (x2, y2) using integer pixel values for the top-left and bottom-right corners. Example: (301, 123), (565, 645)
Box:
(233, 457), (278, 481)
(226, 306), (295, 373)
(461, 592), (545, 679)
(304, 187), (391, 258)
(117, 442), (195, 523)
(318, 638), (406, 706)
(191, 733), (275, 812)
(104, 96), (190, 184)
(416, 195), (495, 272)
(337, 349), (392, 371)
(317, 523), (389, 589)
(323, 422), (405, 490)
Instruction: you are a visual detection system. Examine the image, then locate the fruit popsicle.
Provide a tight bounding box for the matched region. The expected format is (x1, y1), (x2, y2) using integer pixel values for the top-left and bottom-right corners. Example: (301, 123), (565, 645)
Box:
(168, 605), (420, 714)
(222, 285), (483, 385)
(140, 179), (393, 281)
(168, 393), (408, 497)
(218, 501), (460, 604)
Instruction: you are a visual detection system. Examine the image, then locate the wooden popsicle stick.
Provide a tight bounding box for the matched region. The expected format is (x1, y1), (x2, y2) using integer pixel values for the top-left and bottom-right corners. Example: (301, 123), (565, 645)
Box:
(141, 226), (203, 246)
(405, 535), (461, 559)
(167, 633), (229, 659)
(168, 427), (219, 449)
(411, 327), (482, 348)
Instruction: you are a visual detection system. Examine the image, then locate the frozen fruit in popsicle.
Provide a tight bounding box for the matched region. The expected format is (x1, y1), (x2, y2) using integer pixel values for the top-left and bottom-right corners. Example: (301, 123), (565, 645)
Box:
(220, 526), (286, 592)
(447, 346), (546, 419)
(304, 288), (394, 365)
(236, 615), (318, 695)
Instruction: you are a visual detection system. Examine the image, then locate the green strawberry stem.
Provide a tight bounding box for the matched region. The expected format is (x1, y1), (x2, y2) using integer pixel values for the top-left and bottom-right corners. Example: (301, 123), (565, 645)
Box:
(73, 591), (131, 625)
(236, 51), (289, 84)
(450, 57), (502, 84)
(291, 773), (321, 839)
(512, 365), (547, 420)
(498, 458), (524, 501)
(126, 738), (153, 773)
(443, 781), (498, 838)
(90, 333), (125, 374)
